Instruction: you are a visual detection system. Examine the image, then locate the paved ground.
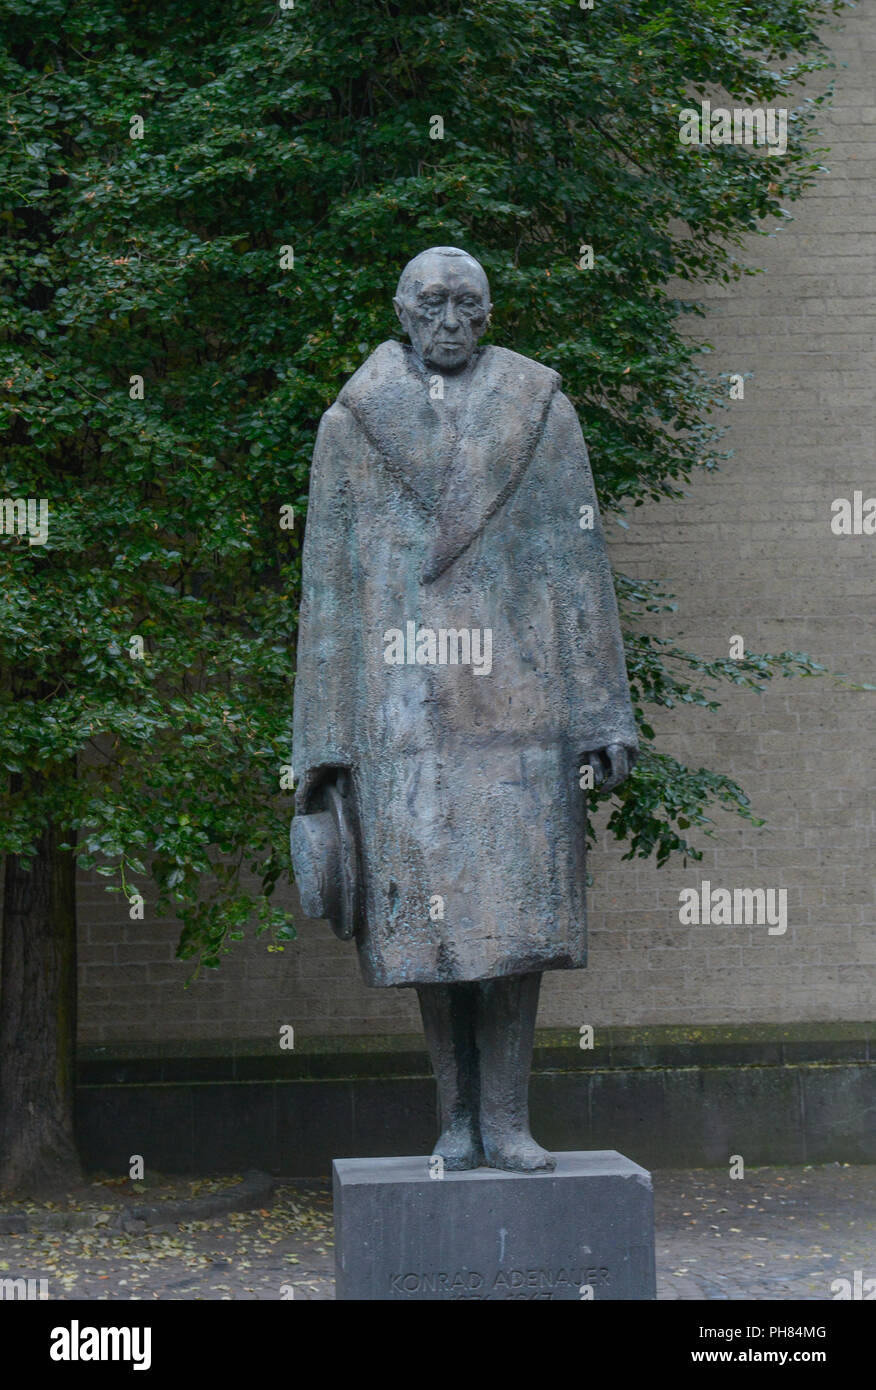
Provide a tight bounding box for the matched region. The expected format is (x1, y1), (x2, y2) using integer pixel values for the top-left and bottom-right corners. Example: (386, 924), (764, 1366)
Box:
(654, 1166), (874, 1300)
(0, 1165), (871, 1300)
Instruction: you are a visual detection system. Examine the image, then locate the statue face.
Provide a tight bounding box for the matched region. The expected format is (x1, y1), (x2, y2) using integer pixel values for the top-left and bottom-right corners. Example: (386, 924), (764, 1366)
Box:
(394, 253), (490, 373)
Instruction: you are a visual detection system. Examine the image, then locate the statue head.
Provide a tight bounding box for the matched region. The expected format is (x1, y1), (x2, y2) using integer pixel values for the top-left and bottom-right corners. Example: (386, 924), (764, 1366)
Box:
(393, 247), (492, 373)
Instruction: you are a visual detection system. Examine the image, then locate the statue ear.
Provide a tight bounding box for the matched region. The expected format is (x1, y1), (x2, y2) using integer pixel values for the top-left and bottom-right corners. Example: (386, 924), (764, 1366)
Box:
(392, 296), (406, 327)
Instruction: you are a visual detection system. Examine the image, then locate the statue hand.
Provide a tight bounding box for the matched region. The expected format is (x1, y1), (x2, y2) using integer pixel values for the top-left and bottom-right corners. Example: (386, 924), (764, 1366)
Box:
(583, 742), (637, 793)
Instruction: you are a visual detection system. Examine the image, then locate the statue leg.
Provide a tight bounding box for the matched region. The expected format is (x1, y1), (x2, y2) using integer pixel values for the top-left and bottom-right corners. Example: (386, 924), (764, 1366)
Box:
(416, 982), (484, 1170)
(476, 971), (556, 1172)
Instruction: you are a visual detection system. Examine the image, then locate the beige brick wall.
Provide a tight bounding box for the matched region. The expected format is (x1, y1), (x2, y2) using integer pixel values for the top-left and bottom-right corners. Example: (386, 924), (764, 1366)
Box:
(78, 5), (875, 1045)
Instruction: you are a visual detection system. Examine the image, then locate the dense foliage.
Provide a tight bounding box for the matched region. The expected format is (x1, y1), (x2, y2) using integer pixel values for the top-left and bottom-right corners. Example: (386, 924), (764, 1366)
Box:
(0, 0), (843, 966)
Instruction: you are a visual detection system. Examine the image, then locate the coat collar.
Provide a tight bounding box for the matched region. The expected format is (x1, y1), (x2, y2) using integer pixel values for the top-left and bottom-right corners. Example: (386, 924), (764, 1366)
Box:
(338, 340), (560, 582)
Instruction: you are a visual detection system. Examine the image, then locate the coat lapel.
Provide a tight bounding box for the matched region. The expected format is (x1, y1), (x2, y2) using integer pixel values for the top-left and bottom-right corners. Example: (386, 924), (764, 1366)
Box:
(339, 339), (560, 582)
(338, 341), (454, 513)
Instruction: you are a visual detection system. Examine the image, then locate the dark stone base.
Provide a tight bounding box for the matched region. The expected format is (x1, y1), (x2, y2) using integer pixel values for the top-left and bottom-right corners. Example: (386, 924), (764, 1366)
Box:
(333, 1150), (656, 1301)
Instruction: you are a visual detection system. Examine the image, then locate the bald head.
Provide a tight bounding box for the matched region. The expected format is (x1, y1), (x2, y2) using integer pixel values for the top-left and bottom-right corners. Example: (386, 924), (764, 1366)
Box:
(396, 247), (490, 303)
(394, 247), (491, 373)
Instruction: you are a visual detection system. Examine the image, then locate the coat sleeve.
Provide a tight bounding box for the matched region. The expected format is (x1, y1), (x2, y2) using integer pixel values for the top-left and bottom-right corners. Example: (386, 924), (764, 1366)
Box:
(542, 390), (639, 757)
(292, 402), (361, 813)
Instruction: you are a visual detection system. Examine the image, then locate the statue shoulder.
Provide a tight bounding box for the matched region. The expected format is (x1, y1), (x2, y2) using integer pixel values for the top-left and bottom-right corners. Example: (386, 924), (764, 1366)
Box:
(482, 343), (562, 396)
(315, 398), (358, 447)
(337, 340), (408, 412)
(312, 397), (372, 487)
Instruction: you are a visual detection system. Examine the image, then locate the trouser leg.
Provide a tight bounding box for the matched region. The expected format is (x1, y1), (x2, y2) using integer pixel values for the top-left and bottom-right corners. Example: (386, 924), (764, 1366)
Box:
(416, 981), (484, 1170)
(476, 971), (556, 1171)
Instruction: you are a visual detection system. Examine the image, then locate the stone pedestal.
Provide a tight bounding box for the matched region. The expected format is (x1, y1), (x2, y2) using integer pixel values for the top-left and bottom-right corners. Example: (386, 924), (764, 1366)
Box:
(333, 1150), (656, 1300)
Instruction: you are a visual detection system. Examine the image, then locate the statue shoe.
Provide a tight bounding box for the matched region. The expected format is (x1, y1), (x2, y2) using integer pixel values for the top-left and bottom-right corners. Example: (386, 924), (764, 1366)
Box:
(482, 1129), (557, 1173)
(433, 1123), (486, 1171)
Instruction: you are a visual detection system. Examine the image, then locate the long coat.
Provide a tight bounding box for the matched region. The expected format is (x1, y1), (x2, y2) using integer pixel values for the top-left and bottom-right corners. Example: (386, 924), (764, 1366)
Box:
(293, 340), (637, 987)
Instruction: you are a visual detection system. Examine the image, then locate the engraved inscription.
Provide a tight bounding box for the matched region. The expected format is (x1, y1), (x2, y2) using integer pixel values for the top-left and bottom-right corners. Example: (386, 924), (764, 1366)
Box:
(389, 1266), (611, 1299)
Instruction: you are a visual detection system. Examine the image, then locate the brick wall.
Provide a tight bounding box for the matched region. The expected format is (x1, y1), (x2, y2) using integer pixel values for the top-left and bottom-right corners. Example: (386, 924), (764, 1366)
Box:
(78, 4), (874, 1045)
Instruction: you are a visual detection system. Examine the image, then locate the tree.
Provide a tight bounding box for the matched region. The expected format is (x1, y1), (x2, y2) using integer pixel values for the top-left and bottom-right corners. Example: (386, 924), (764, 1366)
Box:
(0, 0), (844, 1189)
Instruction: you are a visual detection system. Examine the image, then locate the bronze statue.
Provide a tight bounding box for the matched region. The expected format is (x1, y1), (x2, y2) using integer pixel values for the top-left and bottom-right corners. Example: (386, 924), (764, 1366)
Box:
(291, 247), (637, 1171)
